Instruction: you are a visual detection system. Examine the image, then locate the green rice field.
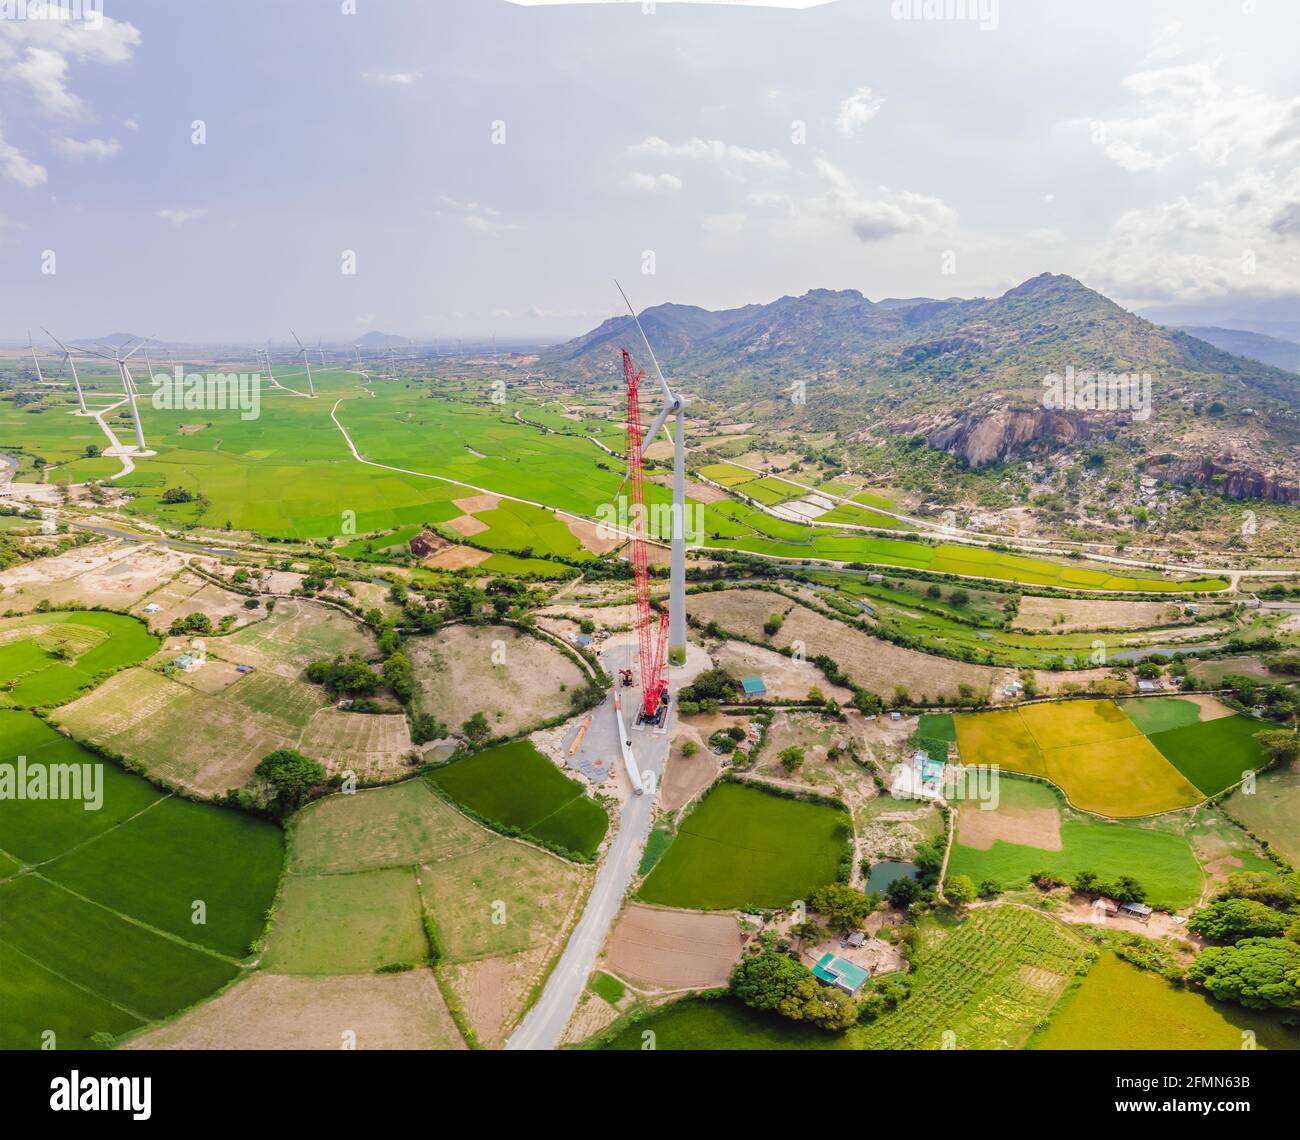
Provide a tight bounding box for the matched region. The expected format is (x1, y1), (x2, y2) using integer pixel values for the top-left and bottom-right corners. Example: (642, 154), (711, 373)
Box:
(1145, 715), (1269, 797)
(426, 739), (608, 860)
(0, 610), (158, 708)
(637, 781), (850, 910)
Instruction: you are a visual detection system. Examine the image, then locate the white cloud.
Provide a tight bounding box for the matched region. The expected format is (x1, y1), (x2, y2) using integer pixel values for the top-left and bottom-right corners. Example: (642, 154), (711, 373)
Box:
(123, 117), (138, 130)
(835, 86), (884, 137)
(0, 127), (46, 188)
(362, 70), (423, 86)
(621, 171), (682, 194)
(54, 136), (119, 159)
(436, 195), (518, 237)
(811, 159), (955, 242)
(627, 136), (789, 179)
(158, 207), (207, 228)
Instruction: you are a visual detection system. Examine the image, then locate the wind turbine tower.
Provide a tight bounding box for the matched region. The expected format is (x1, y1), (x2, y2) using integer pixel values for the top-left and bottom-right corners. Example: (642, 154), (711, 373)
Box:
(616, 282), (688, 664)
(75, 339), (151, 453)
(27, 330), (46, 385)
(289, 329), (317, 397)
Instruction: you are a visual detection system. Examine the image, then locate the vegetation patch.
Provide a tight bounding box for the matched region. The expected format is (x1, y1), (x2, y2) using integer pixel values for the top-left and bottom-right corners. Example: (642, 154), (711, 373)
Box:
(1146, 716), (1270, 797)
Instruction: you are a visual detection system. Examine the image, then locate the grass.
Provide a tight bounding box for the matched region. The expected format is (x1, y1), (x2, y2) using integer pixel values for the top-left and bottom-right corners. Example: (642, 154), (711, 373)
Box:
(593, 995), (850, 1050)
(949, 779), (1203, 909)
(427, 739), (608, 860)
(1031, 952), (1299, 1050)
(1119, 696), (1206, 735)
(954, 700), (1204, 817)
(262, 868), (427, 974)
(1146, 715), (1269, 797)
(589, 971), (626, 1005)
(637, 781), (850, 910)
(1222, 762), (1300, 865)
(0, 610), (158, 708)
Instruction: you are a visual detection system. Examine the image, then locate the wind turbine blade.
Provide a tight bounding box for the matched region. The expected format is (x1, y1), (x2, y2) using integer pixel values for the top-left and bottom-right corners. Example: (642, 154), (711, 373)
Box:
(642, 400), (673, 451)
(289, 328), (306, 351)
(122, 338), (149, 361)
(615, 279), (674, 404)
(41, 327), (69, 354)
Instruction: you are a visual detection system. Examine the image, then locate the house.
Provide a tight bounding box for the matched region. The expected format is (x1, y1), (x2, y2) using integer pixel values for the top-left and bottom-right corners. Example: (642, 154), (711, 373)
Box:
(1184, 603), (1200, 616)
(172, 653), (202, 673)
(891, 751), (945, 802)
(867, 573), (883, 583)
(1120, 901), (1153, 923)
(844, 931), (866, 949)
(1095, 896), (1120, 916)
(575, 634), (592, 649)
(1137, 679), (1162, 693)
(143, 603), (161, 614)
(741, 676), (767, 699)
(812, 952), (869, 996)
(889, 710), (902, 721)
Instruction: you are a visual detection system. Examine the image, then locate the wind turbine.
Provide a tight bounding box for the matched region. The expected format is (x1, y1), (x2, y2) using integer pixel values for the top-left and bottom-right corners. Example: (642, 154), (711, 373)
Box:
(288, 328), (317, 397)
(41, 329), (88, 414)
(74, 338), (151, 453)
(317, 337), (326, 367)
(27, 330), (47, 385)
(616, 281), (688, 665)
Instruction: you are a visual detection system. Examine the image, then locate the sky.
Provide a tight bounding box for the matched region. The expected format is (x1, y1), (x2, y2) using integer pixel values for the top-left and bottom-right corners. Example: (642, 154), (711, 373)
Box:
(1, 0), (1298, 344)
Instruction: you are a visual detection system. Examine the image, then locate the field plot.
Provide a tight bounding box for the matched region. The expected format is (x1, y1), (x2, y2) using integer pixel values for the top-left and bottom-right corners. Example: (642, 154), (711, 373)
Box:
(298, 708), (414, 780)
(949, 778), (1203, 910)
(0, 610), (158, 708)
(0, 543), (182, 612)
(427, 739), (608, 860)
(1223, 762), (1300, 866)
(955, 700), (1204, 817)
(125, 970), (465, 1051)
(1032, 953), (1298, 1050)
(1119, 695), (1231, 735)
(602, 904), (744, 990)
(1013, 596), (1191, 632)
(262, 868), (427, 974)
(689, 589), (997, 701)
(858, 907), (1088, 1050)
(133, 570), (254, 634)
(0, 710), (281, 1049)
(275, 778), (589, 1048)
(637, 781), (850, 910)
(1146, 715), (1269, 797)
(593, 995), (849, 1050)
(224, 598), (373, 674)
(408, 624), (586, 740)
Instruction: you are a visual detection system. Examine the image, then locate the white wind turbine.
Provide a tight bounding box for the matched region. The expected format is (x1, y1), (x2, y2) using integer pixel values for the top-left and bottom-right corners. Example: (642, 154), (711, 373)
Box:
(616, 280), (689, 663)
(27, 329), (48, 386)
(73, 338), (151, 453)
(41, 328), (88, 415)
(288, 328), (317, 397)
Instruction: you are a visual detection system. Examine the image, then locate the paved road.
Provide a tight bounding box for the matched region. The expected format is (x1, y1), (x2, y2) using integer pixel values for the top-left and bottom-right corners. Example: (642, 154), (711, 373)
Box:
(505, 695), (668, 1051)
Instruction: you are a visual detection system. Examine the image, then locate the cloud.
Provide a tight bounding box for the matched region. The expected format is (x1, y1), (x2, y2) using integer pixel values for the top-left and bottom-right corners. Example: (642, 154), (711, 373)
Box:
(54, 136), (119, 159)
(0, 126), (46, 187)
(812, 159), (955, 241)
(123, 117), (138, 130)
(158, 207), (207, 228)
(621, 171), (682, 194)
(436, 195), (518, 237)
(362, 70), (423, 86)
(627, 136), (789, 179)
(835, 86), (884, 137)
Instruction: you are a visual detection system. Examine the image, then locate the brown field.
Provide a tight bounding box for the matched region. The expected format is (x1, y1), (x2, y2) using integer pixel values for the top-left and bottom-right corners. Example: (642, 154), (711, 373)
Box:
(711, 639), (852, 702)
(565, 516), (624, 555)
(408, 623), (586, 739)
(603, 904), (745, 990)
(299, 709), (414, 780)
(661, 737), (723, 813)
(689, 589), (997, 701)
(446, 514), (489, 537)
(1030, 667), (1135, 697)
(453, 493), (501, 514)
(0, 541), (183, 611)
(426, 544), (491, 570)
(125, 971), (464, 1051)
(1014, 595), (1194, 632)
(956, 801), (1063, 851)
(1190, 655), (1275, 685)
(442, 947), (549, 1050)
(133, 570), (255, 633)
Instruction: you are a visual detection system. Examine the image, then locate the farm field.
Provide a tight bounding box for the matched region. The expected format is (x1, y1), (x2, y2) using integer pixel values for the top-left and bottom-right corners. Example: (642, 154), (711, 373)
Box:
(1013, 596), (1195, 632)
(954, 700), (1204, 817)
(949, 778), (1203, 910)
(637, 781), (850, 910)
(408, 624), (587, 740)
(276, 778), (588, 1048)
(427, 739), (609, 860)
(1222, 762), (1300, 865)
(0, 610), (158, 708)
(1032, 953), (1299, 1050)
(592, 995), (850, 1050)
(601, 904), (745, 990)
(1145, 715), (1270, 797)
(0, 710), (282, 1049)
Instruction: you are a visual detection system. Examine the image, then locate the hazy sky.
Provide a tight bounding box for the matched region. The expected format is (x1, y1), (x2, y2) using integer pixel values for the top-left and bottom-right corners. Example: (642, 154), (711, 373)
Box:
(1, 0), (1298, 342)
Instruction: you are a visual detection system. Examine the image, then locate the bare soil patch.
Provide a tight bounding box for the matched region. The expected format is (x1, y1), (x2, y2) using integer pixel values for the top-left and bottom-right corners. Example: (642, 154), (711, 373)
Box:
(957, 803), (1063, 851)
(300, 709), (414, 781)
(603, 904), (744, 990)
(453, 493), (501, 514)
(425, 544), (491, 570)
(446, 514), (489, 537)
(125, 970), (464, 1050)
(1014, 596), (1192, 632)
(712, 639), (851, 702)
(565, 516), (624, 555)
(444, 946), (549, 1049)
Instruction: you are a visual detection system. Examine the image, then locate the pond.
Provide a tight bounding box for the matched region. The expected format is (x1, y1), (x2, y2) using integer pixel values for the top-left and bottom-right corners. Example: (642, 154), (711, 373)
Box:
(864, 860), (920, 895)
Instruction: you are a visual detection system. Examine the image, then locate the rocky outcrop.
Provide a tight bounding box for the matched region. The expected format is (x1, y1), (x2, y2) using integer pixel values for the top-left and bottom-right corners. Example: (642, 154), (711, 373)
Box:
(924, 408), (1090, 467)
(1144, 456), (1300, 505)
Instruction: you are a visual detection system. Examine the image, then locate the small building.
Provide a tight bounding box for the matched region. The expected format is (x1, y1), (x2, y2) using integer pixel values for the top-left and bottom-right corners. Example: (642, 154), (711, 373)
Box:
(575, 634), (592, 649)
(844, 931), (866, 949)
(867, 573), (884, 583)
(1183, 603), (1200, 616)
(741, 676), (767, 699)
(235, 664), (251, 673)
(172, 653), (202, 673)
(1137, 679), (1162, 693)
(1095, 896), (1120, 917)
(889, 710), (902, 722)
(812, 952), (869, 996)
(143, 603), (161, 614)
(1120, 902), (1153, 923)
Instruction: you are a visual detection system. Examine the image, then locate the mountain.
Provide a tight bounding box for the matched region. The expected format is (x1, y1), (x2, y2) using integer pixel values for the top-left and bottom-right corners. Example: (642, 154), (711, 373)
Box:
(356, 331), (411, 349)
(1174, 326), (1300, 374)
(545, 273), (1299, 500)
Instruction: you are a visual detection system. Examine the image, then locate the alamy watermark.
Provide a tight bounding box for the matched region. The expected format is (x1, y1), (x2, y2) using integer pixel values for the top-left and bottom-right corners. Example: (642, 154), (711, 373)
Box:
(1, 756), (103, 811)
(595, 496), (705, 548)
(151, 367), (261, 421)
(1, 0), (103, 27)
(1042, 366), (1151, 422)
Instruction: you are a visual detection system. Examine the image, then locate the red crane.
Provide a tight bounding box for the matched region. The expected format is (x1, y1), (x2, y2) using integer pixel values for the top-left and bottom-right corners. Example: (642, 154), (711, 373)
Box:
(623, 349), (669, 722)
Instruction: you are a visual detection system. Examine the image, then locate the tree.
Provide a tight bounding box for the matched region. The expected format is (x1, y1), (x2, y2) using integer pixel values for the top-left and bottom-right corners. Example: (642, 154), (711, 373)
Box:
(411, 712), (446, 745)
(944, 874), (977, 908)
(253, 748), (325, 813)
(789, 920), (822, 947)
(1187, 898), (1290, 944)
(885, 876), (921, 909)
(1214, 871), (1299, 911)
(949, 590), (970, 608)
(680, 739), (698, 759)
(161, 486), (193, 504)
(382, 650), (415, 703)
(808, 882), (875, 930)
(778, 745), (805, 773)
(1255, 730), (1300, 765)
(763, 613), (784, 637)
(1188, 938), (1300, 1009)
(730, 951), (858, 1031)
(462, 711), (490, 743)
